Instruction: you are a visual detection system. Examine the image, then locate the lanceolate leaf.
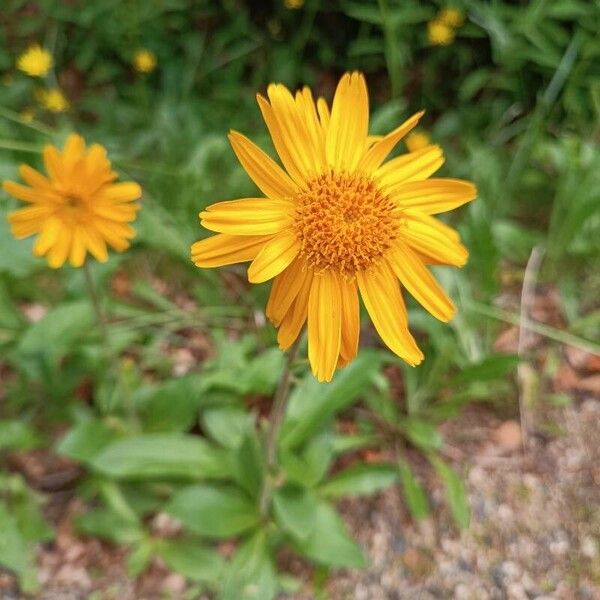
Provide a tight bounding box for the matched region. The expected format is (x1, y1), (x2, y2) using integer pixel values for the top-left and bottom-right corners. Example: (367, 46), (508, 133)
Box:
(166, 484), (259, 539)
(429, 455), (470, 529)
(398, 460), (430, 520)
(319, 463), (398, 498)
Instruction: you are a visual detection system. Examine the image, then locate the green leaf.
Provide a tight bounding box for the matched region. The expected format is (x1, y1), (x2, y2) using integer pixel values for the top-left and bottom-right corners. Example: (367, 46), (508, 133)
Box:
(233, 430), (265, 499)
(17, 301), (95, 365)
(91, 434), (232, 480)
(398, 460), (430, 520)
(126, 538), (154, 577)
(57, 419), (121, 463)
(76, 508), (143, 545)
(429, 455), (470, 529)
(319, 463), (398, 498)
(294, 502), (366, 568)
(0, 420), (40, 451)
(451, 354), (521, 386)
(281, 432), (333, 488)
(157, 538), (225, 584)
(401, 419), (443, 451)
(221, 531), (278, 600)
(0, 209), (39, 277)
(273, 486), (318, 541)
(0, 501), (38, 593)
(134, 375), (208, 433)
(166, 484), (259, 539)
(202, 406), (253, 449)
(282, 351), (382, 449)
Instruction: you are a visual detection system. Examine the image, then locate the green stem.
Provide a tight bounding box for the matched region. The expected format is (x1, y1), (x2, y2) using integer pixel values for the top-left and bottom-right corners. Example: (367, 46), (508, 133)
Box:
(259, 336), (302, 518)
(378, 0), (402, 98)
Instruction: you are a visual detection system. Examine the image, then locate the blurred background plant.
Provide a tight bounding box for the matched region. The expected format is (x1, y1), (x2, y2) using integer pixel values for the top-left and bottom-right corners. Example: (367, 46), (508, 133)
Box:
(0, 0), (599, 598)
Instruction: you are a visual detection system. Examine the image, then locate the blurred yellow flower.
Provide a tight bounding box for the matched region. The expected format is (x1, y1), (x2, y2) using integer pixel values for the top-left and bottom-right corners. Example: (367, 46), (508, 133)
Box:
(17, 44), (53, 77)
(36, 88), (69, 112)
(20, 108), (35, 123)
(133, 49), (157, 73)
(427, 20), (455, 46)
(192, 72), (476, 382)
(438, 7), (465, 28)
(3, 134), (142, 268)
(405, 131), (431, 152)
(284, 0), (304, 8)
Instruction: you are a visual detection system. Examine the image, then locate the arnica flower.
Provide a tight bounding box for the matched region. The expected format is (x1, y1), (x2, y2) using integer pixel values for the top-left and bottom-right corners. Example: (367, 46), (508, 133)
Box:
(438, 7), (465, 28)
(133, 49), (157, 73)
(3, 134), (142, 268)
(17, 44), (53, 77)
(405, 131), (431, 153)
(191, 73), (477, 382)
(284, 0), (304, 8)
(427, 19), (455, 46)
(36, 88), (69, 113)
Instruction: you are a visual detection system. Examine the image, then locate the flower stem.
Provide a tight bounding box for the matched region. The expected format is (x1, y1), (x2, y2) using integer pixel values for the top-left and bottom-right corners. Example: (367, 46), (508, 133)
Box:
(259, 336), (302, 518)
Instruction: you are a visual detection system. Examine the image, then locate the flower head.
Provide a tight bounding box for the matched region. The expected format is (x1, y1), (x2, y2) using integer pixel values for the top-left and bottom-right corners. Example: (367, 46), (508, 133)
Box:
(3, 134), (142, 268)
(427, 19), (455, 46)
(36, 88), (69, 112)
(17, 44), (53, 77)
(191, 73), (476, 382)
(438, 7), (465, 28)
(133, 49), (157, 73)
(405, 131), (431, 153)
(284, 0), (304, 8)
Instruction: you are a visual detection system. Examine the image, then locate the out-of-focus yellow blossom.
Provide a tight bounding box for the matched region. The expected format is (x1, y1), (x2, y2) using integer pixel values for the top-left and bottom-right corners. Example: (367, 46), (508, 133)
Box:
(133, 49), (157, 73)
(438, 7), (465, 28)
(405, 131), (431, 153)
(268, 19), (282, 37)
(36, 88), (69, 113)
(427, 20), (455, 46)
(284, 0), (304, 9)
(17, 44), (53, 77)
(20, 108), (35, 123)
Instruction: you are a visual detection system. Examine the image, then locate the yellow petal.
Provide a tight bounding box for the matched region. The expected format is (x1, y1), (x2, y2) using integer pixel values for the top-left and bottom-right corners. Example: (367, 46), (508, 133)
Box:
(339, 276), (360, 363)
(32, 217), (62, 255)
(256, 93), (306, 186)
(358, 111), (424, 174)
(266, 257), (310, 326)
(401, 211), (468, 266)
(191, 234), (270, 268)
(3, 180), (53, 204)
(375, 145), (444, 190)
(228, 131), (298, 200)
(96, 182), (142, 203)
(200, 198), (293, 236)
(295, 87), (327, 171)
(266, 84), (318, 178)
(388, 244), (455, 322)
(69, 227), (87, 267)
(80, 226), (109, 262)
(19, 165), (52, 190)
(43, 145), (65, 185)
(316, 97), (330, 132)
(93, 203), (140, 221)
(307, 270), (342, 382)
(247, 230), (300, 283)
(391, 178), (477, 214)
(357, 262), (423, 366)
(46, 225), (72, 268)
(62, 134), (86, 167)
(326, 72), (369, 171)
(277, 267), (313, 350)
(93, 218), (135, 251)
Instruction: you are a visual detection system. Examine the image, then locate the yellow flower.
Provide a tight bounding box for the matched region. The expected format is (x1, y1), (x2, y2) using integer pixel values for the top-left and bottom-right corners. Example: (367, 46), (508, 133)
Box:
(133, 49), (157, 73)
(284, 0), (304, 8)
(20, 108), (35, 123)
(36, 88), (69, 113)
(191, 73), (476, 382)
(405, 131), (431, 153)
(438, 7), (465, 28)
(3, 134), (142, 268)
(17, 44), (53, 77)
(427, 20), (455, 46)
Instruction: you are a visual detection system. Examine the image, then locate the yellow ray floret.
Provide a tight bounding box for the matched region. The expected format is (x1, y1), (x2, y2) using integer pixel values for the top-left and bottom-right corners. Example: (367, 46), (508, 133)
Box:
(3, 134), (142, 268)
(17, 44), (53, 77)
(191, 72), (477, 382)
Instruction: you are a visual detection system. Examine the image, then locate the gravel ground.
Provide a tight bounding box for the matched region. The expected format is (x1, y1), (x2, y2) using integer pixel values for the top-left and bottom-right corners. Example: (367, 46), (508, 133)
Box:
(322, 399), (600, 600)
